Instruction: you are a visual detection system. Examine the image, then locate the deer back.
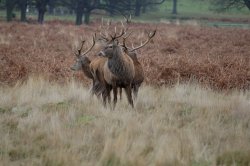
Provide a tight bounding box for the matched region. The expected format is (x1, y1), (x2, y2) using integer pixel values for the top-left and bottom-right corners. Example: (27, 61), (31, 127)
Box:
(126, 51), (144, 85)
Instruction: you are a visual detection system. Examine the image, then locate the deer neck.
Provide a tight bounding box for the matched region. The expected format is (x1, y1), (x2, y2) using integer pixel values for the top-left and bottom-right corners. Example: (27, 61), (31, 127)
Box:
(82, 64), (93, 79)
(107, 46), (133, 81)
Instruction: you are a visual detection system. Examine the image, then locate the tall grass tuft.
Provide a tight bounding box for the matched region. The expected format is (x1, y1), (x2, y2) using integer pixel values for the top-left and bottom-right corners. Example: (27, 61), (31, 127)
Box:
(0, 77), (249, 165)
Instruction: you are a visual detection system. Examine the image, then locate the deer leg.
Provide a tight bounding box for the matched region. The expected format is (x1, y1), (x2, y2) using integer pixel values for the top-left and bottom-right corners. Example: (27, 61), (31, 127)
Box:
(124, 86), (134, 108)
(112, 85), (118, 109)
(119, 88), (122, 100)
(90, 80), (102, 104)
(102, 89), (107, 108)
(90, 80), (95, 97)
(107, 85), (111, 106)
(133, 84), (139, 100)
(102, 84), (111, 108)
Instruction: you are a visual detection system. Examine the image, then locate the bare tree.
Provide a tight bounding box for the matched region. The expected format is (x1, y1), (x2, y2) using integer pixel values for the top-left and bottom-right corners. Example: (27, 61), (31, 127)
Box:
(172, 0), (177, 14)
(210, 0), (250, 11)
(35, 0), (50, 24)
(133, 0), (166, 17)
(18, 0), (28, 22)
(6, 0), (17, 21)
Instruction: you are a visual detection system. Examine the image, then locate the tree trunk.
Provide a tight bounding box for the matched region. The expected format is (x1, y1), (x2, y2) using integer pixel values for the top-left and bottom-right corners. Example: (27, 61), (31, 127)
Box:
(38, 10), (45, 24)
(142, 5), (146, 13)
(172, 0), (177, 14)
(108, 0), (115, 16)
(84, 11), (91, 24)
(20, 1), (27, 22)
(6, 6), (13, 21)
(36, 0), (48, 24)
(75, 10), (83, 25)
(243, 0), (250, 10)
(6, 0), (16, 22)
(135, 0), (141, 16)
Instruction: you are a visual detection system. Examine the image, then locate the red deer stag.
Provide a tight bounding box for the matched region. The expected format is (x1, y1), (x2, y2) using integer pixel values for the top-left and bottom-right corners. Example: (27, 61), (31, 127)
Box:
(121, 30), (156, 98)
(70, 34), (105, 98)
(98, 29), (135, 108)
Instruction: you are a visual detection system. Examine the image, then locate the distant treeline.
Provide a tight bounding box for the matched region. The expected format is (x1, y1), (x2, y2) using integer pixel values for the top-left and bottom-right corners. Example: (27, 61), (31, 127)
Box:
(0, 0), (249, 25)
(1, 0), (168, 25)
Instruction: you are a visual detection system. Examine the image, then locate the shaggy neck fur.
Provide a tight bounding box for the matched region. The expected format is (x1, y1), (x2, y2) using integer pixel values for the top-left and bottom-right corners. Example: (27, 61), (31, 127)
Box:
(81, 60), (93, 79)
(107, 45), (134, 82)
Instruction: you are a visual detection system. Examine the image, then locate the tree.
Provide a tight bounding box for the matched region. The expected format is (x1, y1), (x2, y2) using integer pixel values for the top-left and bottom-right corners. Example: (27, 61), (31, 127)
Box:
(104, 0), (166, 17)
(211, 0), (250, 11)
(103, 0), (134, 16)
(172, 0), (177, 14)
(134, 0), (165, 16)
(35, 0), (50, 24)
(18, 0), (28, 22)
(62, 0), (102, 25)
(61, 0), (165, 25)
(6, 0), (17, 21)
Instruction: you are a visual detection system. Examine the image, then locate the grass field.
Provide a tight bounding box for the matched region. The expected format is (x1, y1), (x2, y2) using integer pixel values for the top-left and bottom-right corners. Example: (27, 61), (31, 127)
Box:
(0, 77), (249, 166)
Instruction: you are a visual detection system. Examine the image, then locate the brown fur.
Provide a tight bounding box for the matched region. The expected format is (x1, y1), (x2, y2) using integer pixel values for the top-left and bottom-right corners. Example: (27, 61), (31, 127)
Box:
(126, 51), (144, 98)
(100, 41), (135, 108)
(89, 56), (111, 104)
(80, 57), (93, 79)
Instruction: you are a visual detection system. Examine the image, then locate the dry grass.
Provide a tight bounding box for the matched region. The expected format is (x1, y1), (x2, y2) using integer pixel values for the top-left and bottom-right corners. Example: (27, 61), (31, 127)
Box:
(0, 77), (249, 166)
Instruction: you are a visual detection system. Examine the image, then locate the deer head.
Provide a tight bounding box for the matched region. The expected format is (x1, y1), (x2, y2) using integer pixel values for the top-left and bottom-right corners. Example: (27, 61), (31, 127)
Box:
(98, 39), (120, 58)
(71, 34), (96, 71)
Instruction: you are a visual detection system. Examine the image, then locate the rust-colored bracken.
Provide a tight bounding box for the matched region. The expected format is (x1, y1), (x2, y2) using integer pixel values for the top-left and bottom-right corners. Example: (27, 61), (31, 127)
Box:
(0, 21), (249, 90)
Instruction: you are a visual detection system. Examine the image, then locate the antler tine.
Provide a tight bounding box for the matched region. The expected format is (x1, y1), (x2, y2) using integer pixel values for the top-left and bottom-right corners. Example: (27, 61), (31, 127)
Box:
(120, 31), (132, 47)
(121, 20), (124, 28)
(122, 12), (132, 24)
(116, 28), (125, 39)
(99, 17), (111, 42)
(100, 31), (109, 42)
(121, 37), (128, 51)
(101, 17), (104, 27)
(82, 33), (96, 55)
(123, 31), (133, 39)
(75, 40), (86, 57)
(109, 27), (125, 41)
(129, 29), (156, 52)
(149, 29), (156, 38)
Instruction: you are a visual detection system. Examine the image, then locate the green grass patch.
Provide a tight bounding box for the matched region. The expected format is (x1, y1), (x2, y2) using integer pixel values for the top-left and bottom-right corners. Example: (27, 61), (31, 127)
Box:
(76, 115), (96, 125)
(216, 151), (250, 166)
(42, 101), (71, 112)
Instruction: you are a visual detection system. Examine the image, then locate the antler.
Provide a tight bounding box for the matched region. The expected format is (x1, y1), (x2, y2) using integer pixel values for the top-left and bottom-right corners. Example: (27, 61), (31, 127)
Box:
(110, 27), (125, 41)
(123, 13), (132, 24)
(99, 18), (110, 42)
(120, 31), (133, 50)
(82, 33), (96, 56)
(75, 40), (86, 57)
(129, 29), (156, 52)
(75, 34), (96, 57)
